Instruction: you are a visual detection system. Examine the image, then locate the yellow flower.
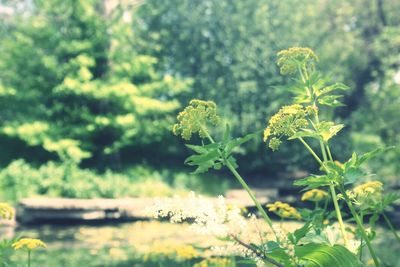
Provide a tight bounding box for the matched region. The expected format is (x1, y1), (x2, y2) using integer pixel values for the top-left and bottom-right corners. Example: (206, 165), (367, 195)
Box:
(194, 257), (233, 267)
(12, 238), (47, 250)
(0, 203), (14, 220)
(353, 181), (383, 209)
(263, 104), (311, 151)
(276, 47), (318, 75)
(266, 201), (301, 220)
(301, 189), (329, 202)
(173, 99), (220, 140)
(353, 181), (383, 197)
(175, 245), (200, 261)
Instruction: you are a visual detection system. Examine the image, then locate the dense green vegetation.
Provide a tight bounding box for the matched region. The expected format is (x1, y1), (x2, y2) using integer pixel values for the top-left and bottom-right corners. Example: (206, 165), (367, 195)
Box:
(0, 0), (399, 200)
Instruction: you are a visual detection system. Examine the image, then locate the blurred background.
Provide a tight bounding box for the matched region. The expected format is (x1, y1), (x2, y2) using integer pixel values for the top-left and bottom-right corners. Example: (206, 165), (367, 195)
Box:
(0, 0), (399, 266)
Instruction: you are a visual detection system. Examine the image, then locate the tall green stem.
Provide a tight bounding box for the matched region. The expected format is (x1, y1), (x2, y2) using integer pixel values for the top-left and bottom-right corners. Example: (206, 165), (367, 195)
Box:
(382, 212), (400, 243)
(339, 185), (380, 267)
(297, 137), (323, 165)
(329, 184), (349, 246)
(28, 250), (31, 267)
(224, 159), (277, 237)
(201, 127), (278, 239)
(297, 137), (349, 246)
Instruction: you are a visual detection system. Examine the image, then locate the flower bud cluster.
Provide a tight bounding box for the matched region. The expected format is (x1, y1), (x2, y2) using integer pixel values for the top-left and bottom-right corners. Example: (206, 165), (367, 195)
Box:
(266, 201), (301, 220)
(263, 104), (311, 151)
(172, 99), (220, 140)
(0, 203), (14, 220)
(276, 47), (318, 75)
(301, 189), (329, 202)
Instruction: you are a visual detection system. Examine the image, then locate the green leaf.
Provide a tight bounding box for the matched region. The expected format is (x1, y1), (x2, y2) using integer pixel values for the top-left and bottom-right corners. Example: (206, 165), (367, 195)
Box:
(293, 222), (312, 244)
(357, 146), (395, 166)
(185, 144), (208, 154)
(318, 83), (350, 96)
(265, 242), (295, 267)
(343, 167), (364, 185)
(184, 148), (219, 165)
(294, 174), (332, 189)
(222, 123), (231, 143)
(323, 161), (343, 175)
(381, 192), (400, 210)
(318, 95), (345, 107)
(316, 122), (345, 142)
(184, 148), (221, 174)
(295, 243), (362, 267)
(224, 131), (260, 155)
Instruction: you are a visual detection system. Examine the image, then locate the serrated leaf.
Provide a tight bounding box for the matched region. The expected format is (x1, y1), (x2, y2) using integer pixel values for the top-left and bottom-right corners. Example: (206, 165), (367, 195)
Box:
(184, 148), (219, 165)
(265, 243), (295, 267)
(224, 131), (259, 155)
(294, 174), (332, 189)
(318, 83), (350, 96)
(343, 167), (365, 185)
(318, 95), (345, 107)
(192, 160), (216, 174)
(323, 161), (343, 175)
(357, 146), (395, 166)
(223, 123), (231, 143)
(317, 122), (345, 142)
(295, 243), (362, 267)
(185, 144), (208, 154)
(382, 192), (400, 209)
(292, 222), (312, 244)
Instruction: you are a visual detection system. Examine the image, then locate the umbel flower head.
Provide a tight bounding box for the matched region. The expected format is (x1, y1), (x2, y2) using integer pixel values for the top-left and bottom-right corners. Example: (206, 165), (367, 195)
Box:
(173, 99), (220, 140)
(301, 189), (329, 202)
(12, 238), (47, 250)
(353, 181), (383, 209)
(276, 47), (318, 75)
(263, 104), (311, 151)
(0, 203), (14, 220)
(267, 201), (301, 220)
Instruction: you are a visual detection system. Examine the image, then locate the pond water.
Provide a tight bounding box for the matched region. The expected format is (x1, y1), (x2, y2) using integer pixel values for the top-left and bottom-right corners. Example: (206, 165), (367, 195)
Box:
(6, 221), (227, 267)
(4, 220), (400, 267)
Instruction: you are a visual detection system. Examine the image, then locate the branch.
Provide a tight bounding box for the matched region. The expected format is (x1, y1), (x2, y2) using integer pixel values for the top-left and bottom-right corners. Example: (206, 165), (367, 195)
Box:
(230, 235), (284, 267)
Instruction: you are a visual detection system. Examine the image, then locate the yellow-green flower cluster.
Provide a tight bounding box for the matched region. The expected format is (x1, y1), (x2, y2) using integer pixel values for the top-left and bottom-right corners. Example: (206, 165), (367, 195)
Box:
(143, 242), (200, 262)
(173, 99), (220, 140)
(194, 257), (233, 267)
(12, 238), (47, 250)
(263, 104), (311, 151)
(267, 201), (301, 220)
(276, 47), (318, 75)
(301, 189), (329, 202)
(353, 181), (383, 209)
(0, 203), (14, 220)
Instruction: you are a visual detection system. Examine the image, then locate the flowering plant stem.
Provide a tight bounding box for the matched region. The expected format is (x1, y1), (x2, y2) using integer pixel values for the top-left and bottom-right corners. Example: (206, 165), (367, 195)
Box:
(382, 213), (400, 243)
(298, 125), (380, 266)
(339, 184), (380, 266)
(201, 127), (278, 240)
(297, 137), (349, 246)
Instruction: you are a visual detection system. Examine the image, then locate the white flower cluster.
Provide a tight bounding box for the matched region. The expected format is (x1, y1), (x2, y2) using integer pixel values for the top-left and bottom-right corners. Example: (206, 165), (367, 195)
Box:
(150, 192), (248, 237)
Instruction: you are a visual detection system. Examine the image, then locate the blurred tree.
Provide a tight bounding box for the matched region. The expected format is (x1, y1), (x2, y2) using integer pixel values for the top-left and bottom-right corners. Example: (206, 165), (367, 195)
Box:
(0, 0), (190, 168)
(134, 0), (400, 176)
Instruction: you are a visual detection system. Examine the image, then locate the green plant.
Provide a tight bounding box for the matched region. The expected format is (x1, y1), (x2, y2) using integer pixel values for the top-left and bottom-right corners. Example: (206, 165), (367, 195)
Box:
(170, 48), (399, 266)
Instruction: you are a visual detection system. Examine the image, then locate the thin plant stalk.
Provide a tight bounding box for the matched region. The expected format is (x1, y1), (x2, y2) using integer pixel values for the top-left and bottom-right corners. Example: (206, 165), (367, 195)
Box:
(382, 212), (400, 243)
(201, 127), (278, 239)
(339, 185), (380, 267)
(297, 137), (349, 246)
(28, 250), (31, 267)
